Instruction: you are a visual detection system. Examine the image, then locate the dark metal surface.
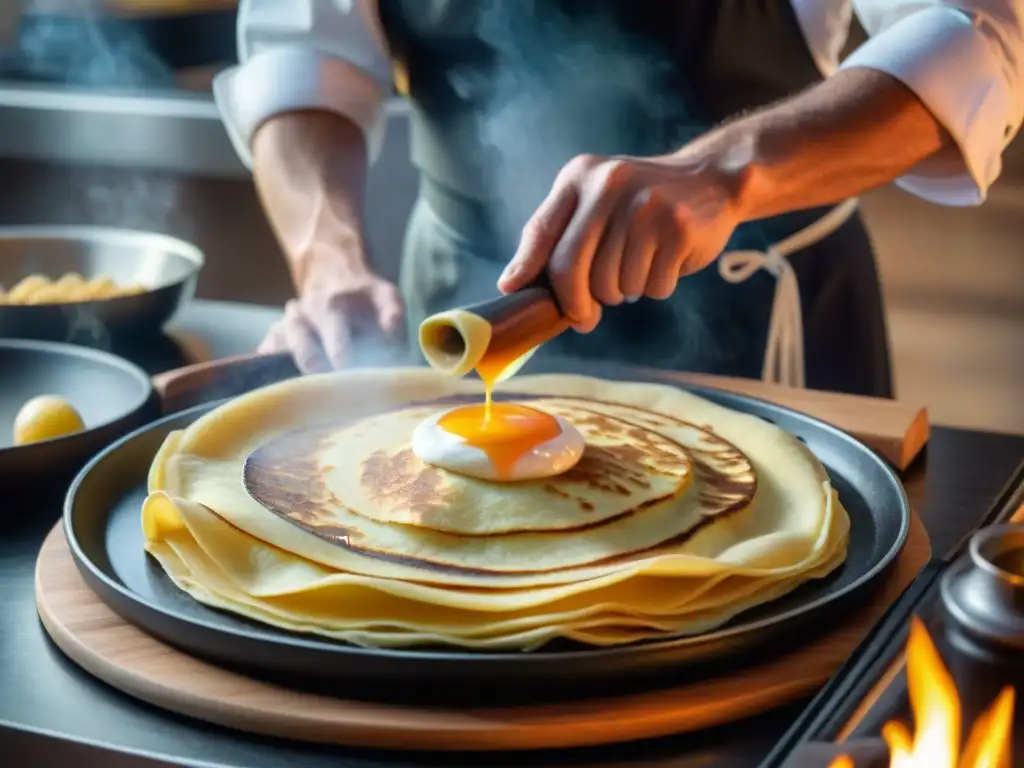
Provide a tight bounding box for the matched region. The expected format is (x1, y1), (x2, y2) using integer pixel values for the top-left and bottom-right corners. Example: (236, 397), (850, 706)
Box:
(0, 85), (408, 179)
(0, 225), (202, 342)
(759, 461), (1024, 768)
(780, 739), (889, 768)
(63, 380), (909, 701)
(0, 338), (157, 498)
(1, 300), (1023, 767)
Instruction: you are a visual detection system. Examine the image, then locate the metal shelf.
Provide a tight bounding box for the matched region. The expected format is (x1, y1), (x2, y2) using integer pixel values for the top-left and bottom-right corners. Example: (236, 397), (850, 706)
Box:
(0, 83), (409, 177)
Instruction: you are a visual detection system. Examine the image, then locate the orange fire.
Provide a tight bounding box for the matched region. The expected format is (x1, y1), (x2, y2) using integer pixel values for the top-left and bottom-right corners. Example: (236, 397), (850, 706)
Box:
(830, 616), (1014, 768)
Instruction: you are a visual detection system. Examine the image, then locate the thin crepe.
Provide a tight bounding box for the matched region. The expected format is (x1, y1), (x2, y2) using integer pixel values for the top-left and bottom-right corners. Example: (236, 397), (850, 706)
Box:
(298, 401), (696, 535)
(141, 369), (850, 649)
(143, 483), (847, 649)
(235, 398), (757, 572)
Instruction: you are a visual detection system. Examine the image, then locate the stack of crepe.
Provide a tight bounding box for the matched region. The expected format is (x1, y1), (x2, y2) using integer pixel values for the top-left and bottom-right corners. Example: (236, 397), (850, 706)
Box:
(142, 369), (850, 651)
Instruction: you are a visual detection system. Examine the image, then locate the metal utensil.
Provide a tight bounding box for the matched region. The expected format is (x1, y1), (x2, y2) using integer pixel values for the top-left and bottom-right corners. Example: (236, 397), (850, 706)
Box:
(941, 523), (1024, 650)
(419, 279), (569, 376)
(0, 225), (203, 343)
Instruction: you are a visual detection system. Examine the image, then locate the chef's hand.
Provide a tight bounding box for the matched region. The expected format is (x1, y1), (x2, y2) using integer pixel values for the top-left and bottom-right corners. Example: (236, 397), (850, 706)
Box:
(497, 153), (745, 332)
(259, 252), (404, 374)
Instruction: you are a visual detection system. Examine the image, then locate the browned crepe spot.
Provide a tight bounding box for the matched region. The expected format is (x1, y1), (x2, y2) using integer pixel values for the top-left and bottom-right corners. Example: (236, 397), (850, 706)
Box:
(360, 444), (651, 521)
(241, 396), (758, 576)
(564, 404), (756, 520)
(361, 449), (456, 515)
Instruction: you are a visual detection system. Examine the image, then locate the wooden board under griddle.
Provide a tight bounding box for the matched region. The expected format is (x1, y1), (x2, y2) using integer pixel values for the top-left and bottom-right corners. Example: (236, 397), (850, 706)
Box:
(650, 369), (929, 470)
(35, 512), (931, 752)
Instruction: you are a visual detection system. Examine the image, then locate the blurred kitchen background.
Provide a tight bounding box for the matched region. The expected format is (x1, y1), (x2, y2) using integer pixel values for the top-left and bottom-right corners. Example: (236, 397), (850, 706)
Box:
(0, 1), (1020, 433)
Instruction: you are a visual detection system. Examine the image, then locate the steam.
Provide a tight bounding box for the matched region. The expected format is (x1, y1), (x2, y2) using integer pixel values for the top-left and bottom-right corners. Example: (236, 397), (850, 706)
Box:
(12, 2), (185, 238)
(474, 2), (698, 247)
(16, 1), (173, 88)
(9, 4), (188, 352)
(82, 171), (182, 232)
(54, 168), (186, 352)
(465, 3), (733, 370)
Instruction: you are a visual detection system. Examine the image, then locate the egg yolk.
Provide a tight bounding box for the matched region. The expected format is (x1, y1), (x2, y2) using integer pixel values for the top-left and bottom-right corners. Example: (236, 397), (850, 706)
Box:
(13, 395), (85, 445)
(439, 308), (569, 479)
(472, 311), (552, 420)
(437, 402), (563, 480)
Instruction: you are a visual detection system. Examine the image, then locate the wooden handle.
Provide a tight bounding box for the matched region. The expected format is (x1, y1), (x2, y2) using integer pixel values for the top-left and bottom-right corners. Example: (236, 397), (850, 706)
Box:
(641, 369), (930, 471)
(152, 352), (299, 415)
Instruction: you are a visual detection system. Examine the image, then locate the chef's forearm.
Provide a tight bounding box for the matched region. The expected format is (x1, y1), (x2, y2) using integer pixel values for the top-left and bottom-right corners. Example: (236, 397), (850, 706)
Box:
(682, 68), (951, 221)
(251, 110), (370, 291)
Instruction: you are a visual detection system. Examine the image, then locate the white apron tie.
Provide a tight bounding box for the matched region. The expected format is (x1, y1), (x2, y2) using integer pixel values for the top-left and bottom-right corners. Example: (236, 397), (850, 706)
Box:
(717, 198), (860, 389)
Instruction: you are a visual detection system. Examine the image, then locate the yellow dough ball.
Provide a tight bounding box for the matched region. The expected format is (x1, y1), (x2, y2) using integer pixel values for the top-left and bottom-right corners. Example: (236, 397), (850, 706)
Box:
(13, 395), (85, 445)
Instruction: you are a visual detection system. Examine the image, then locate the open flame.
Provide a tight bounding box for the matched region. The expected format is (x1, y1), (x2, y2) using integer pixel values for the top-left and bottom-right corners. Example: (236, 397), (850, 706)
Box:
(830, 616), (1015, 768)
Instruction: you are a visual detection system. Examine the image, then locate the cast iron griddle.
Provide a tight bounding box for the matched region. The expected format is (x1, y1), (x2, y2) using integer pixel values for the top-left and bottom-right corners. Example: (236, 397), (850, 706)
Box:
(61, 367), (910, 704)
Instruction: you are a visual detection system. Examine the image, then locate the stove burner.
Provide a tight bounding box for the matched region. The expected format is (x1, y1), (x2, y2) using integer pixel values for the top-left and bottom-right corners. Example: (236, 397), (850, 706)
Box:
(940, 524), (1024, 651)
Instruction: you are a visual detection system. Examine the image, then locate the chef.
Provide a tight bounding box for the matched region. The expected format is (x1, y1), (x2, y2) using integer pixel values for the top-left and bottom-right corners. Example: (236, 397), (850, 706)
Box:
(215, 1), (1023, 397)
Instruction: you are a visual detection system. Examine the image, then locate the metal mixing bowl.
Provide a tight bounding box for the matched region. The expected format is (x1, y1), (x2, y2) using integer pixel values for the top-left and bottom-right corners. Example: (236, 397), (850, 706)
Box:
(0, 226), (203, 343)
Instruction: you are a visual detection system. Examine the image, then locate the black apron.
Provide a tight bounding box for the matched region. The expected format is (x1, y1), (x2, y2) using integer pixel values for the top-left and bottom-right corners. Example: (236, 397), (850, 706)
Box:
(378, 0), (893, 398)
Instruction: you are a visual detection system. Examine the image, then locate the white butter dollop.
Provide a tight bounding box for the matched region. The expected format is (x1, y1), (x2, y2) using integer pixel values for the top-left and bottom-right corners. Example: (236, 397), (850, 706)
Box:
(410, 409), (585, 481)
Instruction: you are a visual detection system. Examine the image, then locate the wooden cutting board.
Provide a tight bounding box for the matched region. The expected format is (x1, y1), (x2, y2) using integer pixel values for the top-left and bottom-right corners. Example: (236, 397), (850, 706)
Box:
(646, 369), (929, 470)
(35, 513), (931, 752)
(150, 352), (930, 470)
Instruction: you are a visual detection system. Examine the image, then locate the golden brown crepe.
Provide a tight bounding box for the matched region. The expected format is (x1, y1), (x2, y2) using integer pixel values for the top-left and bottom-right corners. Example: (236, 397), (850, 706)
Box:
(233, 398), (761, 573)
(249, 400), (698, 536)
(141, 369), (850, 650)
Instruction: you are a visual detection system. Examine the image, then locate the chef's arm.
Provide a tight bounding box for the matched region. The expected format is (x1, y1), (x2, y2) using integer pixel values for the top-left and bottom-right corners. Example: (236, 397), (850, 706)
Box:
(687, 68), (950, 221)
(249, 112), (371, 290)
(684, 1), (1024, 218)
(212, 0), (393, 287)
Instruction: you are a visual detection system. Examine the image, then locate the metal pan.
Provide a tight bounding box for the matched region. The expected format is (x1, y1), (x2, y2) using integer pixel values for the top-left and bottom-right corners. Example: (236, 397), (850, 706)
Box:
(0, 338), (157, 500)
(0, 226), (203, 343)
(0, 339), (262, 502)
(61, 356), (912, 704)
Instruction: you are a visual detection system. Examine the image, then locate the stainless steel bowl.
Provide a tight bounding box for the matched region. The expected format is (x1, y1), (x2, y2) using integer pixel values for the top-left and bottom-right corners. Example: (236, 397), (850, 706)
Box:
(0, 226), (203, 343)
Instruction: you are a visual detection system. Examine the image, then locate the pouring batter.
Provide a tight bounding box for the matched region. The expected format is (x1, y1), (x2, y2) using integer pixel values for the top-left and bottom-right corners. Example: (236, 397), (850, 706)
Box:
(215, 1), (1023, 397)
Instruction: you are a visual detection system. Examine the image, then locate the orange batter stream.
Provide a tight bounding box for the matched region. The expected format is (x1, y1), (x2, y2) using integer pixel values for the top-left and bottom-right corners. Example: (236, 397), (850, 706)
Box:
(436, 314), (566, 479)
(437, 402), (562, 480)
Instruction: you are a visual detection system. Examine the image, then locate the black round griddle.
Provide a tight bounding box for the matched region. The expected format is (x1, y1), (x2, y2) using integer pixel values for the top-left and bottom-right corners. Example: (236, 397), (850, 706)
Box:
(0, 339), (158, 501)
(62, 362), (911, 705)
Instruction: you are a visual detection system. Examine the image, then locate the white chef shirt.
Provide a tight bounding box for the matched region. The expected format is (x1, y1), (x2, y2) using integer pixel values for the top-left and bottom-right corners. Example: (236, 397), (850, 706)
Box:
(214, 0), (1024, 206)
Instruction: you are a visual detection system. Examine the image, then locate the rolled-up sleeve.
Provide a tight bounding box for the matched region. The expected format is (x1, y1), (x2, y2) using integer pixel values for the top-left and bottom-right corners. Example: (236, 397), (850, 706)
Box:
(844, 1), (1024, 205)
(213, 0), (394, 168)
